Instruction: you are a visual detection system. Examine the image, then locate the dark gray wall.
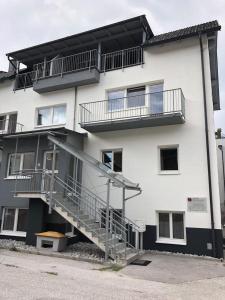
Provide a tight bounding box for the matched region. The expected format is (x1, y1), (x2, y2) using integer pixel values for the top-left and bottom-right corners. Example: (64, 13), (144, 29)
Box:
(0, 130), (84, 234)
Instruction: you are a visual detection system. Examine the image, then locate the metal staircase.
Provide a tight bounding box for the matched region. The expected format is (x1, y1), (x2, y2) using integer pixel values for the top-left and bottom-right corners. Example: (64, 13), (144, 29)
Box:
(14, 169), (141, 264)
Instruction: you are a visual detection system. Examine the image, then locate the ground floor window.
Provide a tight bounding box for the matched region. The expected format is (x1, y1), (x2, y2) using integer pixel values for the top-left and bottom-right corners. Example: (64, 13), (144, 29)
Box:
(157, 211), (185, 244)
(1, 208), (28, 237)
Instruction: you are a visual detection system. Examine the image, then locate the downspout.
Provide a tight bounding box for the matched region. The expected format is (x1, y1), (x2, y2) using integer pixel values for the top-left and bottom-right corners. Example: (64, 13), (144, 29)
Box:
(218, 144), (225, 206)
(73, 87), (77, 131)
(199, 34), (216, 257)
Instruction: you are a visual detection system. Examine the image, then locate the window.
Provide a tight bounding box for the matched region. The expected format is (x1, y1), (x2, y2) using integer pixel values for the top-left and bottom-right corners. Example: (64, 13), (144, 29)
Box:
(37, 105), (66, 126)
(7, 152), (35, 177)
(1, 208), (28, 236)
(149, 83), (164, 114)
(108, 90), (124, 111)
(158, 212), (185, 243)
(160, 147), (178, 172)
(127, 86), (145, 108)
(0, 113), (18, 133)
(102, 150), (122, 172)
(0, 115), (6, 131)
(44, 151), (59, 172)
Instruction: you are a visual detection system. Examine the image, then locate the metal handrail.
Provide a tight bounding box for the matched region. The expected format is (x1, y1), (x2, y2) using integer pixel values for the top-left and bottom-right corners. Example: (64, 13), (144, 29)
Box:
(80, 88), (185, 125)
(13, 169), (140, 259)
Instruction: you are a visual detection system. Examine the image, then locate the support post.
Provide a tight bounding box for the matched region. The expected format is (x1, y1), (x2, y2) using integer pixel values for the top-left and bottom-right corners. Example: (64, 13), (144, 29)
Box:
(49, 144), (56, 214)
(105, 179), (111, 261)
(122, 187), (126, 241)
(97, 42), (101, 71)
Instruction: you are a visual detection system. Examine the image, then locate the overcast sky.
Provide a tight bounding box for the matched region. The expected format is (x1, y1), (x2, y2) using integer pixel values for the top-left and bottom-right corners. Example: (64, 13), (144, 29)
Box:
(0, 0), (224, 130)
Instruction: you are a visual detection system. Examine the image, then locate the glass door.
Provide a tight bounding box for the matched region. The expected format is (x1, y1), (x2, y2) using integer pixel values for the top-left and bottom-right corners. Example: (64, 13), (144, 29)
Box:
(149, 84), (164, 114)
(42, 151), (59, 191)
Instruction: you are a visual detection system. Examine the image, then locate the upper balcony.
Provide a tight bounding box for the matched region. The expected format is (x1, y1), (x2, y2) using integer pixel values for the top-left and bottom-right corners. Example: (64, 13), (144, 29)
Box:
(14, 46), (143, 93)
(79, 88), (185, 132)
(14, 49), (100, 93)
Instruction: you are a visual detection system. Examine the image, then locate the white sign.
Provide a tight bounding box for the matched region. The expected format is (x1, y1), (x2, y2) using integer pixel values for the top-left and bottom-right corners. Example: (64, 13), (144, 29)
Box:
(187, 197), (207, 212)
(134, 220), (146, 232)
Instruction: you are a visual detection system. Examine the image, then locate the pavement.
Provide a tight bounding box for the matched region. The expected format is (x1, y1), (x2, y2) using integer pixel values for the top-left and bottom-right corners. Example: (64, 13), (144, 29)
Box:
(0, 249), (225, 299)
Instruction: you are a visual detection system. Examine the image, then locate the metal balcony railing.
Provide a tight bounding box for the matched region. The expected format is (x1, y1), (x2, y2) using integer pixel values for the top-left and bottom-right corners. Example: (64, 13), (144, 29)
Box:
(79, 88), (185, 126)
(101, 46), (143, 72)
(13, 46), (144, 90)
(34, 49), (98, 79)
(0, 117), (24, 134)
(14, 71), (37, 90)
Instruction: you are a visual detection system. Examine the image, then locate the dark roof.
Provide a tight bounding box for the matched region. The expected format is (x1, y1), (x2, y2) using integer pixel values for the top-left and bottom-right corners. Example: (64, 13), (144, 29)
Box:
(145, 20), (221, 46)
(7, 15), (153, 66)
(0, 71), (15, 82)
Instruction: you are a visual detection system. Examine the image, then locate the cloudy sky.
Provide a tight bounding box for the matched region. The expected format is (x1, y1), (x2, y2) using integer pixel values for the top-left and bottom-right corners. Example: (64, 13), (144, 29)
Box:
(0, 0), (224, 130)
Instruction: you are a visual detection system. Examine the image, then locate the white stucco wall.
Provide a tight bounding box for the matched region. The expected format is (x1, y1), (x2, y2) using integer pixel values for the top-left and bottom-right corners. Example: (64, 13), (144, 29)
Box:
(76, 36), (221, 230)
(0, 81), (76, 132)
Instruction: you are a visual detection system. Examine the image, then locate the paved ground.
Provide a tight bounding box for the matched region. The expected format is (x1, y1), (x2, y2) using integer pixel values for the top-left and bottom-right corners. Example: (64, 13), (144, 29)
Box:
(1, 249), (225, 299)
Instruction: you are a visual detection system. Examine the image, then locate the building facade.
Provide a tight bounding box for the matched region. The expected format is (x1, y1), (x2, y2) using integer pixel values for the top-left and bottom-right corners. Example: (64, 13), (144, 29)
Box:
(0, 16), (223, 260)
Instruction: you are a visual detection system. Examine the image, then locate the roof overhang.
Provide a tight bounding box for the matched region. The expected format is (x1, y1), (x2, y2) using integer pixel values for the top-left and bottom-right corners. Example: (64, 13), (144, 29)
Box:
(208, 31), (220, 110)
(7, 15), (153, 66)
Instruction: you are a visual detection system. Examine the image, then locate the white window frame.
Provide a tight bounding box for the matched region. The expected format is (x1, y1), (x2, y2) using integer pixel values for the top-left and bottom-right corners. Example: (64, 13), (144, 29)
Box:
(156, 211), (186, 245)
(106, 86), (147, 113)
(0, 112), (18, 133)
(158, 145), (180, 175)
(6, 152), (34, 179)
(43, 150), (59, 174)
(35, 104), (66, 128)
(1, 207), (28, 237)
(102, 149), (123, 172)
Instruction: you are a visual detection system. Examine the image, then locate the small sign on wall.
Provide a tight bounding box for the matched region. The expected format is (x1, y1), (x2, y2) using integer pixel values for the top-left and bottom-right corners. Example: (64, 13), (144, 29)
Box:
(187, 197), (207, 212)
(133, 220), (146, 232)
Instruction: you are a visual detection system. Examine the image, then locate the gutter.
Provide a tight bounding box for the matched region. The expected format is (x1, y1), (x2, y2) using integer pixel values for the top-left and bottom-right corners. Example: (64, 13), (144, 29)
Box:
(199, 34), (216, 257)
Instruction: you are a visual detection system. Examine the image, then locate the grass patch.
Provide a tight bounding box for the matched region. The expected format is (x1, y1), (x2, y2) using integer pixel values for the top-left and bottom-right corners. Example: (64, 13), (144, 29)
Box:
(94, 264), (123, 272)
(3, 264), (19, 268)
(42, 271), (58, 276)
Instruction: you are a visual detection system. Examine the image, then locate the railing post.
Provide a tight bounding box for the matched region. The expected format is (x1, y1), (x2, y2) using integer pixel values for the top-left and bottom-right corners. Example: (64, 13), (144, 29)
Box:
(24, 74), (27, 91)
(43, 57), (47, 78)
(97, 43), (101, 71)
(121, 50), (124, 71)
(89, 50), (92, 71)
(105, 179), (110, 261)
(135, 230), (139, 250)
(104, 54), (106, 74)
(49, 144), (56, 214)
(61, 58), (64, 78)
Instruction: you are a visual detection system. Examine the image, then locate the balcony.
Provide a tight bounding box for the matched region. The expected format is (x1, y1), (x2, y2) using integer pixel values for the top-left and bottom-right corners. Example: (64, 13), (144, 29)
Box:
(0, 116), (24, 135)
(14, 46), (143, 92)
(79, 89), (185, 132)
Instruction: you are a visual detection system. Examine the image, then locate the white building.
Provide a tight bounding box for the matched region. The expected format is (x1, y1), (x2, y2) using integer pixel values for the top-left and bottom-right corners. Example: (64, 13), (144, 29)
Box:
(0, 16), (223, 261)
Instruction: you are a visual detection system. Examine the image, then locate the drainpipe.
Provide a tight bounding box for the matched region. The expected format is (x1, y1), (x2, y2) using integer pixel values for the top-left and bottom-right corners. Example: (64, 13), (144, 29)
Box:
(199, 34), (216, 257)
(218, 144), (225, 206)
(73, 87), (77, 131)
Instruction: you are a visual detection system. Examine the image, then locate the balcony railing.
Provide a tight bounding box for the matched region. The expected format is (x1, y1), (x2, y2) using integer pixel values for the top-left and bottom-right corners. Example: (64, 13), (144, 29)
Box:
(14, 71), (37, 90)
(0, 117), (24, 134)
(34, 49), (98, 79)
(14, 46), (144, 91)
(101, 46), (143, 72)
(79, 89), (185, 132)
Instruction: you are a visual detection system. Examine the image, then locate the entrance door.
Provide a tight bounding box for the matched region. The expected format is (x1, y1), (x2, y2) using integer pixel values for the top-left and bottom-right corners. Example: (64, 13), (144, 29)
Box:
(42, 151), (59, 191)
